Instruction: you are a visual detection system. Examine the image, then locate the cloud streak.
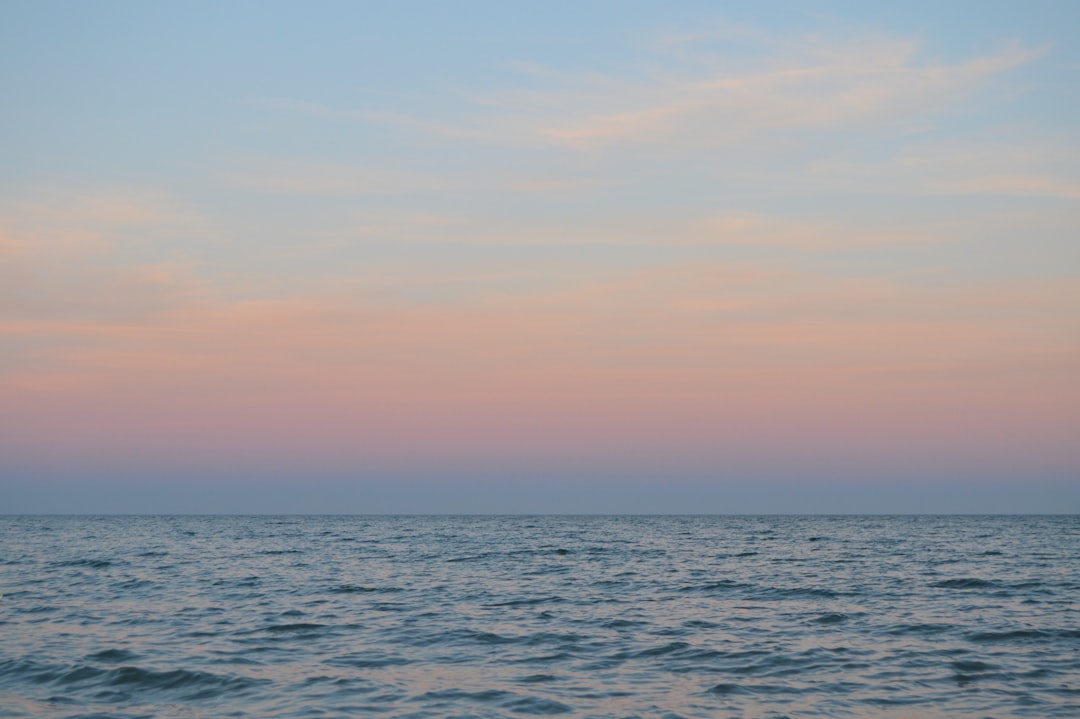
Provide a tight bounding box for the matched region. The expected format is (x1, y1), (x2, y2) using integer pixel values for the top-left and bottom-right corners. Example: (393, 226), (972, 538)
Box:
(300, 35), (1041, 151)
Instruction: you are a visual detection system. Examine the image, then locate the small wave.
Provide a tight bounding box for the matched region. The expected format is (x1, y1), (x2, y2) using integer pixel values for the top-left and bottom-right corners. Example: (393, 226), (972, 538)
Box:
(966, 628), (1080, 643)
(413, 628), (515, 647)
(952, 659), (997, 672)
(112, 666), (263, 700)
(86, 649), (139, 664)
(519, 673), (560, 684)
(679, 580), (742, 593)
(883, 622), (955, 636)
(415, 688), (511, 704)
(503, 695), (573, 715)
(486, 596), (566, 608)
(811, 613), (849, 625)
(16, 605), (58, 615)
(212, 576), (261, 587)
(708, 682), (797, 696)
(330, 584), (403, 594)
(933, 578), (997, 589)
(326, 653), (411, 669)
(1, 659), (263, 701)
(756, 586), (840, 600)
(633, 641), (691, 658)
(447, 553), (493, 563)
(264, 622), (327, 633)
(51, 558), (117, 569)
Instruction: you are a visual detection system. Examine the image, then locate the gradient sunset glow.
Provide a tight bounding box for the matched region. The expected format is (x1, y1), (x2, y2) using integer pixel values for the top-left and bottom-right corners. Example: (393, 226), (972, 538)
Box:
(2, 2), (1077, 512)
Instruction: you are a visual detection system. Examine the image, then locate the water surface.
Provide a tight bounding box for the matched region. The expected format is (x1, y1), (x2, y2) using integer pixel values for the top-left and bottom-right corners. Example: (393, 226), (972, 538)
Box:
(1, 515), (1077, 718)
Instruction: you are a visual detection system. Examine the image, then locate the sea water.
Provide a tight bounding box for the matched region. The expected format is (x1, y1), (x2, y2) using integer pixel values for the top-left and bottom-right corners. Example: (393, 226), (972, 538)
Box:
(0, 515), (1077, 718)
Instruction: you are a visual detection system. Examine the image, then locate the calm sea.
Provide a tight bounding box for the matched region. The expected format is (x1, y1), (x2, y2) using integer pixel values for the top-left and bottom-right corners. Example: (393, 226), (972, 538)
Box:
(1, 515), (1077, 718)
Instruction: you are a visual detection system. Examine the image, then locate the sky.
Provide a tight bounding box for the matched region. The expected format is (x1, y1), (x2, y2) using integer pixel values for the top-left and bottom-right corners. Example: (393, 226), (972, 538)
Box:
(2, 1), (1078, 513)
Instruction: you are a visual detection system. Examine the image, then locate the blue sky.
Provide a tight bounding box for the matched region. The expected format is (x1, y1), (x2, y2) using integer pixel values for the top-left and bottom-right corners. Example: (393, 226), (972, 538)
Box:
(2, 2), (1078, 512)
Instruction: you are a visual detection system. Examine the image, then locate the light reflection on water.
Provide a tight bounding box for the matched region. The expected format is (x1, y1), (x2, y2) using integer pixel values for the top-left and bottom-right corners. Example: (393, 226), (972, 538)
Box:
(0, 515), (1078, 718)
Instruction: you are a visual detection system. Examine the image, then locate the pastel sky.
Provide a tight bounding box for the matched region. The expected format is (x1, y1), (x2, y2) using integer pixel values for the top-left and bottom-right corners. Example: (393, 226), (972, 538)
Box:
(2, 1), (1078, 513)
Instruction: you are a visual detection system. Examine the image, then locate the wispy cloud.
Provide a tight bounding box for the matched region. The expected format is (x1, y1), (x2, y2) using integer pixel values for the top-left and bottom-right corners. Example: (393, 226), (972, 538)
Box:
(526, 41), (1041, 149)
(0, 187), (214, 327)
(260, 34), (1042, 153)
(1, 186), (202, 253)
(804, 138), (1080, 199)
(935, 174), (1080, 199)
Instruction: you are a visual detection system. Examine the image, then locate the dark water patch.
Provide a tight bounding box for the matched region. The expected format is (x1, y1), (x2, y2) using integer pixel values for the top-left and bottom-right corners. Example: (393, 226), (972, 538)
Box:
(210, 655), (263, 666)
(952, 659), (997, 672)
(755, 586), (841, 600)
(330, 583), (403, 594)
(264, 622), (327, 633)
(103, 665), (264, 700)
(967, 628), (1080, 643)
(933, 578), (997, 589)
(326, 653), (411, 669)
(519, 673), (560, 684)
(811, 612), (849, 625)
(486, 596), (566, 608)
(503, 695), (573, 714)
(509, 651), (575, 666)
(86, 649), (139, 664)
(604, 618), (649, 629)
(211, 575), (261, 587)
(442, 628), (516, 646)
(884, 622), (955, 636)
(708, 682), (799, 696)
(679, 580), (742, 593)
(51, 559), (117, 569)
(414, 687), (511, 704)
(632, 641), (691, 658)
(1, 659), (264, 702)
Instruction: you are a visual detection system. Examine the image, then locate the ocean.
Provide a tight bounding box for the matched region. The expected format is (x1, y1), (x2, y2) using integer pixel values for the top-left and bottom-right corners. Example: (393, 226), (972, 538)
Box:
(0, 515), (1077, 718)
